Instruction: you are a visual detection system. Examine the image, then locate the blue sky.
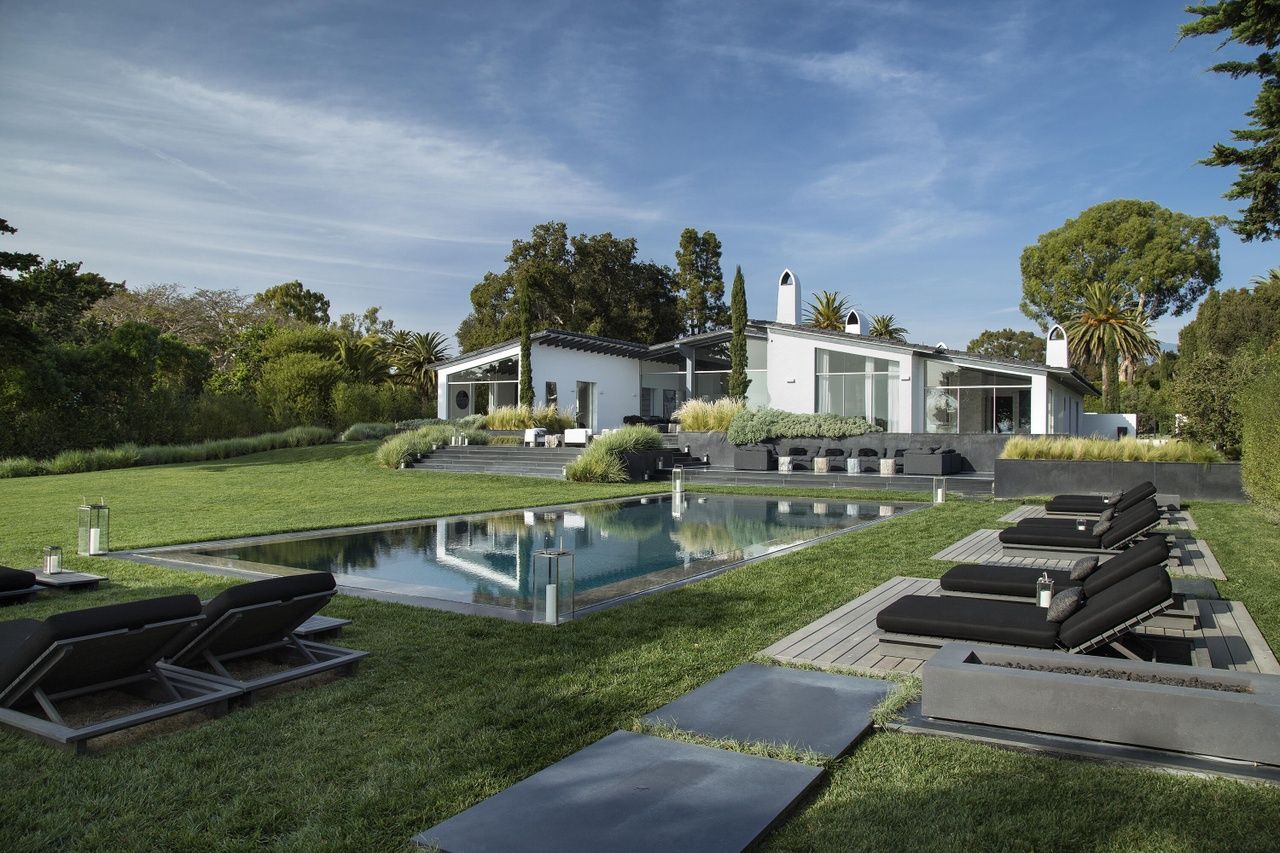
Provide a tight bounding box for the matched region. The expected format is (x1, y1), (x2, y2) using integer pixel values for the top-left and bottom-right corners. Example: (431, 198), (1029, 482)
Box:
(1, 0), (1274, 352)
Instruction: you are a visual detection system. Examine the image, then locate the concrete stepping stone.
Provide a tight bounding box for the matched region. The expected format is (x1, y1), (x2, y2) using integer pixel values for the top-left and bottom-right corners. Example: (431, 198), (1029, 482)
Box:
(412, 730), (823, 852)
(642, 663), (892, 757)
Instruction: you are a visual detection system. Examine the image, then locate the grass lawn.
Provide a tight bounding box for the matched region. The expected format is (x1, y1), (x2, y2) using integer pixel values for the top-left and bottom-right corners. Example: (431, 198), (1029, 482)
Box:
(1, 443), (1278, 851)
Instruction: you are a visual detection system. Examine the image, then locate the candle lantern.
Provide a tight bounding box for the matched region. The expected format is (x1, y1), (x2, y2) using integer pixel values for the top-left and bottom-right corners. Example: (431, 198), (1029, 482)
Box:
(78, 500), (109, 555)
(533, 547), (575, 624)
(43, 545), (63, 574)
(933, 477), (948, 504)
(671, 465), (684, 495)
(1036, 572), (1054, 608)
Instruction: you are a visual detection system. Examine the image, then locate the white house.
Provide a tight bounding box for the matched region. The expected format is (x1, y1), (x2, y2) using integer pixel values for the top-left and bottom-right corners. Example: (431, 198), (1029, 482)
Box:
(432, 270), (1099, 435)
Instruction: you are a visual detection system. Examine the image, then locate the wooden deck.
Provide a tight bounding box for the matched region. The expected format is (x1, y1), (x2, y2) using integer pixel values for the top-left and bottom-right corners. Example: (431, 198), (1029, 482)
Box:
(998, 503), (1198, 531)
(762, 576), (1280, 676)
(930, 529), (1226, 580)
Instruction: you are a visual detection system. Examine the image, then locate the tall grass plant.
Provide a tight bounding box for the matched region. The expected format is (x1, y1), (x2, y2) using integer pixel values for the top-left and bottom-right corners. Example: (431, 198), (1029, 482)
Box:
(999, 435), (1224, 463)
(672, 398), (744, 432)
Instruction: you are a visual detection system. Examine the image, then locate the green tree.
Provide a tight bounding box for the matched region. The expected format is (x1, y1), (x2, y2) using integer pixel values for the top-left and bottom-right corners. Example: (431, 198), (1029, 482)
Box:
(804, 291), (851, 331)
(1019, 200), (1221, 330)
(1173, 350), (1260, 457)
(336, 306), (394, 339)
(867, 314), (908, 341)
(254, 280), (331, 325)
(674, 228), (727, 335)
(1180, 3), (1280, 241)
(333, 338), (391, 383)
(1065, 282), (1159, 411)
(256, 351), (345, 427)
(728, 266), (750, 398)
(0, 218), (44, 359)
(966, 328), (1046, 363)
(387, 331), (450, 406)
(517, 270), (534, 407)
(11, 259), (123, 344)
(1178, 269), (1280, 363)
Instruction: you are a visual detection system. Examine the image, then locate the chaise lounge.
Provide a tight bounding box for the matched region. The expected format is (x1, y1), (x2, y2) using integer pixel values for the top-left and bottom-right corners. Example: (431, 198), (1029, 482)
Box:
(159, 572), (367, 703)
(1044, 480), (1157, 517)
(0, 566), (40, 605)
(998, 500), (1163, 559)
(876, 565), (1175, 662)
(0, 595), (240, 753)
(1013, 497), (1157, 532)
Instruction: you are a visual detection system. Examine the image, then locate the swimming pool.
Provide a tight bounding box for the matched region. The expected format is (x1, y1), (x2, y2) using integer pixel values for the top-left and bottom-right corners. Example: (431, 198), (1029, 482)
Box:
(136, 494), (914, 621)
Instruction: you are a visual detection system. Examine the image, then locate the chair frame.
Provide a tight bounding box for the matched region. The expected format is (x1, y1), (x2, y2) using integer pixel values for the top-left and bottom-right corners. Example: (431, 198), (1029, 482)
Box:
(162, 591), (366, 702)
(0, 615), (240, 754)
(0, 585), (40, 605)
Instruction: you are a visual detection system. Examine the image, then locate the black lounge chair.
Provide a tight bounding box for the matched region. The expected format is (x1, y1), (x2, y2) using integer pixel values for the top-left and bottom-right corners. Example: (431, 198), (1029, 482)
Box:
(876, 566), (1175, 662)
(0, 566), (40, 605)
(941, 535), (1170, 600)
(1044, 481), (1157, 516)
(998, 501), (1163, 558)
(0, 595), (240, 753)
(159, 572), (366, 702)
(1013, 497), (1158, 531)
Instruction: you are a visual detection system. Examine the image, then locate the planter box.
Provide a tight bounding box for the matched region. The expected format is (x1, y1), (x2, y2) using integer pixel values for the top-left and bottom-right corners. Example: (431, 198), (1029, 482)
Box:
(923, 643), (1280, 765)
(994, 459), (1244, 502)
(619, 451), (660, 482)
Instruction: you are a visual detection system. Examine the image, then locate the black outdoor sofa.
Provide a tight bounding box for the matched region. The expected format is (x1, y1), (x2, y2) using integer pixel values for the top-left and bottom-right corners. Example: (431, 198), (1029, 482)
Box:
(0, 595), (241, 753)
(0, 565), (40, 605)
(1044, 480), (1157, 517)
(876, 565), (1175, 662)
(997, 499), (1163, 557)
(159, 572), (367, 704)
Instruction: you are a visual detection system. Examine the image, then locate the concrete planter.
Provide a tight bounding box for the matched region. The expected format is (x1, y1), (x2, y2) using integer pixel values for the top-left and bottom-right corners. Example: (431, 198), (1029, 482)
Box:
(682, 431), (1013, 472)
(619, 451), (660, 482)
(923, 644), (1280, 765)
(994, 459), (1244, 502)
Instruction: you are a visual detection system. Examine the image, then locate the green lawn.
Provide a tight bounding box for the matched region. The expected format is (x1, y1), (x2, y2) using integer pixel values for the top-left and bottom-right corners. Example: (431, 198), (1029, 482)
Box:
(1, 443), (1278, 851)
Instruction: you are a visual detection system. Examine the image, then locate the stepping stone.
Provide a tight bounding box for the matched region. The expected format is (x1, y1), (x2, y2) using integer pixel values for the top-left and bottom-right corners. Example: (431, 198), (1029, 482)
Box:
(412, 730), (822, 852)
(1172, 577), (1220, 600)
(641, 663), (892, 757)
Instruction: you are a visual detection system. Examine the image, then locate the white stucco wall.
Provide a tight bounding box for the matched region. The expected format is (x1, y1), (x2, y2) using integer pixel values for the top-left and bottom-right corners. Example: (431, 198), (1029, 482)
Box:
(765, 329), (914, 428)
(436, 345), (521, 420)
(1080, 412), (1138, 438)
(528, 343), (640, 431)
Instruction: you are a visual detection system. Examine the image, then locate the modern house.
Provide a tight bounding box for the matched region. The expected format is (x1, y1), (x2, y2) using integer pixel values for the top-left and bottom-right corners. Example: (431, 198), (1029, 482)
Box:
(433, 270), (1099, 436)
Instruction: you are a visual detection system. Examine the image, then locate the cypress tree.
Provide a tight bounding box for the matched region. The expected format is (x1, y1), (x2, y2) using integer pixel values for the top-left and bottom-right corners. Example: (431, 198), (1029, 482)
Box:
(518, 273), (534, 407)
(728, 266), (750, 399)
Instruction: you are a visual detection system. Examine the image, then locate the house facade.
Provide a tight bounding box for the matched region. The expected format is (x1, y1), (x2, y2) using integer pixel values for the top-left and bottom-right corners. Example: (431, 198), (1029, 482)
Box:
(432, 270), (1098, 435)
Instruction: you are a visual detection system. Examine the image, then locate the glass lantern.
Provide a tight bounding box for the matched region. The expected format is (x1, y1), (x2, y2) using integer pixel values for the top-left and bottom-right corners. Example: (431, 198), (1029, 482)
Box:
(671, 465), (684, 495)
(532, 547), (575, 625)
(78, 500), (109, 555)
(43, 545), (63, 574)
(933, 477), (948, 504)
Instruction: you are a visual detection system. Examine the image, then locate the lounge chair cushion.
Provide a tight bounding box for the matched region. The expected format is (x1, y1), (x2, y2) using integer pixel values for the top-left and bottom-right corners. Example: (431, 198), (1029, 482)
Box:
(1057, 567), (1172, 649)
(875, 596), (1061, 648)
(940, 564), (1077, 598)
(1046, 587), (1084, 623)
(0, 595), (202, 697)
(0, 566), (37, 593)
(1080, 536), (1169, 597)
(1069, 556), (1099, 581)
(1044, 481), (1156, 515)
(1000, 504), (1160, 550)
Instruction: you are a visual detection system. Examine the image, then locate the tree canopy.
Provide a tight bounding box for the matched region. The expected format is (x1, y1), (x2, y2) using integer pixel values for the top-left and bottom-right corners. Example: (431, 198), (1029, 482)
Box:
(253, 280), (332, 325)
(804, 291), (851, 331)
(456, 222), (683, 352)
(966, 328), (1046, 363)
(1178, 269), (1280, 362)
(1019, 199), (1222, 330)
(867, 314), (908, 341)
(674, 228), (726, 335)
(1181, 2), (1280, 241)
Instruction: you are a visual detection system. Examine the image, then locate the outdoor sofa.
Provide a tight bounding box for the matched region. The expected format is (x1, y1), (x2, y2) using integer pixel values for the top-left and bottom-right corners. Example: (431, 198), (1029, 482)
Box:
(0, 595), (240, 753)
(1044, 480), (1157, 516)
(997, 500), (1163, 558)
(733, 445), (776, 471)
(902, 447), (961, 476)
(0, 565), (40, 605)
(876, 565), (1175, 662)
(160, 572), (367, 703)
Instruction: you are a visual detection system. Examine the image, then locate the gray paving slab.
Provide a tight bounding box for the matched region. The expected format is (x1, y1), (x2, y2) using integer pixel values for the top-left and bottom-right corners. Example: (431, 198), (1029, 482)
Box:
(641, 663), (892, 757)
(412, 730), (823, 852)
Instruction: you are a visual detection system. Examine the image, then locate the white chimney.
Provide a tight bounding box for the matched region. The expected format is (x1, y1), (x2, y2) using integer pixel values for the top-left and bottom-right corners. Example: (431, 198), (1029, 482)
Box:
(776, 268), (800, 325)
(1046, 324), (1069, 368)
(844, 309), (862, 335)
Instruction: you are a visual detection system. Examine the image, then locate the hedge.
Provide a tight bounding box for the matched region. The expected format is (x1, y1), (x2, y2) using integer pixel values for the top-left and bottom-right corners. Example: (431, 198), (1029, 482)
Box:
(726, 408), (879, 445)
(1241, 361), (1280, 521)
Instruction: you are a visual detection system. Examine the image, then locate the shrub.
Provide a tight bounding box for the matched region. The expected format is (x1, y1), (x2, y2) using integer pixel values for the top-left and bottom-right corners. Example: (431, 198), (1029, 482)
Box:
(999, 435), (1223, 463)
(187, 393), (269, 441)
(374, 424), (490, 468)
(0, 457), (47, 478)
(489, 435), (522, 445)
(47, 445), (141, 474)
(564, 426), (663, 482)
(673, 398), (744, 432)
(1240, 361), (1280, 522)
(456, 414), (487, 430)
(256, 352), (345, 428)
(332, 382), (423, 429)
(395, 418), (444, 430)
(725, 408), (880, 445)
(341, 422), (398, 442)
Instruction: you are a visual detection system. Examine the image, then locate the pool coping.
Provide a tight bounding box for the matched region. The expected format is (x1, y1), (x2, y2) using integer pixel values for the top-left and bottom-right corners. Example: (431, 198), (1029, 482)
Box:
(115, 492), (928, 623)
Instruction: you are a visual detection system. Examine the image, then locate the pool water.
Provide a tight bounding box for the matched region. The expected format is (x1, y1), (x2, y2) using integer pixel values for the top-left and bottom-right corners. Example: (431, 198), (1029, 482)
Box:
(161, 494), (911, 618)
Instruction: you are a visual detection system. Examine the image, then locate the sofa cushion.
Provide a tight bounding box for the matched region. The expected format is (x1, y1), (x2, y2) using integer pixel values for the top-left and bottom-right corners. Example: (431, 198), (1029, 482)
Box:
(875, 595), (1060, 648)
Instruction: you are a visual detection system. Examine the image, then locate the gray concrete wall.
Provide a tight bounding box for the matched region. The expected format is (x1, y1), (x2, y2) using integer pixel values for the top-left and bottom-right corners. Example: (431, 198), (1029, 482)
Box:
(677, 431), (1012, 473)
(994, 459), (1244, 502)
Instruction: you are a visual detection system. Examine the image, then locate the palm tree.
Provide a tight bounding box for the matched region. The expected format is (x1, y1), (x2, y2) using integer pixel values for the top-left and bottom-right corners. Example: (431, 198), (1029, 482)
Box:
(1065, 283), (1158, 410)
(388, 331), (450, 403)
(804, 291), (851, 331)
(334, 338), (392, 383)
(867, 314), (908, 341)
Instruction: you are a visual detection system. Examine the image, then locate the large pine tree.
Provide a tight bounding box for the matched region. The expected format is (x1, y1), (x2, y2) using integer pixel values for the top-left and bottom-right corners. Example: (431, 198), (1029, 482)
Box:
(674, 228), (727, 335)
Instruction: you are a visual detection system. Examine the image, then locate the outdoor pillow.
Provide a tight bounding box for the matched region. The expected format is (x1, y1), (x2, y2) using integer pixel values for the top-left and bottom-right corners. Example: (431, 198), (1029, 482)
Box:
(1046, 587), (1084, 623)
(1092, 518), (1112, 537)
(1099, 507), (1116, 523)
(1069, 556), (1099, 581)
(1103, 491), (1123, 505)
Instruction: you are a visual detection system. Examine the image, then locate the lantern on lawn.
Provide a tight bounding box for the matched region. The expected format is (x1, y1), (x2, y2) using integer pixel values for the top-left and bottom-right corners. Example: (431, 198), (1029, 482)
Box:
(933, 477), (948, 504)
(671, 465), (685, 496)
(43, 545), (63, 574)
(78, 500), (109, 556)
(533, 547), (575, 624)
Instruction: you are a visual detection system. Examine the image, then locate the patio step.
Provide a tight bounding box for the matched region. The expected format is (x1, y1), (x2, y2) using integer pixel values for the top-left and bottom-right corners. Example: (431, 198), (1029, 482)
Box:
(408, 445), (584, 479)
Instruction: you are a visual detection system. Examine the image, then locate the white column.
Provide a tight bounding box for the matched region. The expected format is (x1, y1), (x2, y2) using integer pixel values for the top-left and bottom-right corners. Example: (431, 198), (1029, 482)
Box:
(1030, 375), (1048, 434)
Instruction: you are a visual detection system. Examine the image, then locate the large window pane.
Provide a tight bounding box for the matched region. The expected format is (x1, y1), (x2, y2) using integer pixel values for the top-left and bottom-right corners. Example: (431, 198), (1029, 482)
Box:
(925, 389), (958, 433)
(924, 361), (1031, 387)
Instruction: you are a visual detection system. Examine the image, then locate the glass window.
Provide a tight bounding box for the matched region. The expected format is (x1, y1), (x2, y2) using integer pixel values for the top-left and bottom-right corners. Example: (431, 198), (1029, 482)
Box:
(924, 361), (1032, 387)
(814, 348), (900, 430)
(452, 356), (518, 382)
(545, 381), (557, 408)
